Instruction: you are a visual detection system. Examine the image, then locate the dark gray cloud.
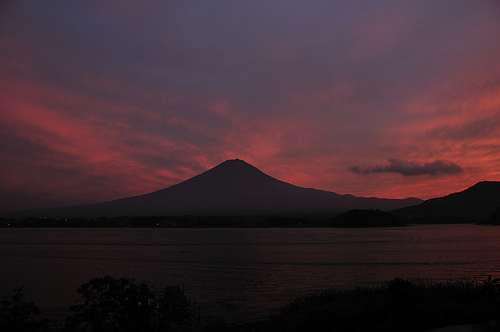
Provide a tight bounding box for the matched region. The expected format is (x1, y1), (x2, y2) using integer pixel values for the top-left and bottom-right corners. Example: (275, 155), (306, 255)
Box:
(350, 159), (463, 176)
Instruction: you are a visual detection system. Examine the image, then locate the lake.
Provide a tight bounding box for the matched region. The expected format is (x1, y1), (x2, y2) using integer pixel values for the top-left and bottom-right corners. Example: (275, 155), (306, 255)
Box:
(1, 225), (500, 322)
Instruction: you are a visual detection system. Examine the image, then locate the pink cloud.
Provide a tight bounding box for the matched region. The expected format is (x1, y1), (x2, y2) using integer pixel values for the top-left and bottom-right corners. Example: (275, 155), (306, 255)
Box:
(1, 1), (500, 210)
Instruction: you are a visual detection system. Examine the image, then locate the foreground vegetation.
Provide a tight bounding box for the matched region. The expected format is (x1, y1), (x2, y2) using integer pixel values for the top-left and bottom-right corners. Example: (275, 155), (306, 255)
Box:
(0, 276), (206, 332)
(254, 277), (500, 332)
(3, 277), (500, 331)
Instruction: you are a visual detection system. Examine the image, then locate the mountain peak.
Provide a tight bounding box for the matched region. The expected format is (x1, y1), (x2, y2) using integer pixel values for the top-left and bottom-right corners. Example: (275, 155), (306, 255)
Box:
(218, 158), (252, 167)
(469, 181), (500, 191)
(218, 158), (257, 167)
(207, 159), (268, 179)
(225, 158), (245, 162)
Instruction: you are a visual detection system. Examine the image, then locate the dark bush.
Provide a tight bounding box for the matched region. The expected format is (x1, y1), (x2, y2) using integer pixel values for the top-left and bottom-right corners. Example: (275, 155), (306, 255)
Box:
(0, 287), (52, 331)
(262, 278), (500, 332)
(66, 276), (155, 332)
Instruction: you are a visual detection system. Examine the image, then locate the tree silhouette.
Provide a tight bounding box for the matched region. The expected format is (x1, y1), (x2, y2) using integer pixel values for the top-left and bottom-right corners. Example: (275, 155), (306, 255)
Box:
(66, 276), (155, 332)
(0, 287), (49, 331)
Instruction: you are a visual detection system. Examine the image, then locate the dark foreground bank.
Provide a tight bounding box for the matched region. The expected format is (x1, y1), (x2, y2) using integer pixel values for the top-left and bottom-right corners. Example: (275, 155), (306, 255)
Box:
(244, 277), (500, 332)
(3, 277), (500, 332)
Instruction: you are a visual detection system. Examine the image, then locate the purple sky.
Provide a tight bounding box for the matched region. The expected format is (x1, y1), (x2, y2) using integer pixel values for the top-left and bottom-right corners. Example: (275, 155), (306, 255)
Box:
(1, 1), (500, 211)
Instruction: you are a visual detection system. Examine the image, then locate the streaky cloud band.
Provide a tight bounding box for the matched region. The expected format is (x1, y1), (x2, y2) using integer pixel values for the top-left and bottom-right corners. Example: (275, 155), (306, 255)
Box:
(350, 158), (463, 176)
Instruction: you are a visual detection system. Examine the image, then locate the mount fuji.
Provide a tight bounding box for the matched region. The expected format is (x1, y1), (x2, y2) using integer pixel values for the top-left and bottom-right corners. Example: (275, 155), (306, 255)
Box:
(2, 159), (422, 218)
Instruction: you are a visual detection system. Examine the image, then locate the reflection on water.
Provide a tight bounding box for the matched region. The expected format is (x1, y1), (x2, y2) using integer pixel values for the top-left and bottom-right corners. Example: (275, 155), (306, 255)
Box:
(1, 225), (500, 321)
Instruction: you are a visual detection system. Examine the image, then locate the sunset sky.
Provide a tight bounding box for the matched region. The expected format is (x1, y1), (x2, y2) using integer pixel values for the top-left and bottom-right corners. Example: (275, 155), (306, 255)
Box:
(1, 1), (499, 211)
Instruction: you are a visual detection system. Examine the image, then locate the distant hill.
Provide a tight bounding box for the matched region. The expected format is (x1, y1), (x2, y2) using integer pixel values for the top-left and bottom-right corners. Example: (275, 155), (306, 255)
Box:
(1, 159), (422, 218)
(391, 181), (500, 223)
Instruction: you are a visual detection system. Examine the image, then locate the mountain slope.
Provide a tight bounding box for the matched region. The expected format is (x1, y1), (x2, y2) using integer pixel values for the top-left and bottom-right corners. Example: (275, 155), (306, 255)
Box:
(391, 181), (500, 222)
(2, 159), (422, 218)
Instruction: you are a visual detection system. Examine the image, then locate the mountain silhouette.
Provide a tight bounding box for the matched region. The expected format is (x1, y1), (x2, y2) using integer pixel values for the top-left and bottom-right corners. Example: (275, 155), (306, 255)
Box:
(2, 159), (421, 218)
(391, 181), (500, 223)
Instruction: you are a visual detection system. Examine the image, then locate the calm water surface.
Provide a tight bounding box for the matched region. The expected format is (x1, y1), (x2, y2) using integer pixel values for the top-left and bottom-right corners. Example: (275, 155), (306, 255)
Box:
(1, 225), (500, 321)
